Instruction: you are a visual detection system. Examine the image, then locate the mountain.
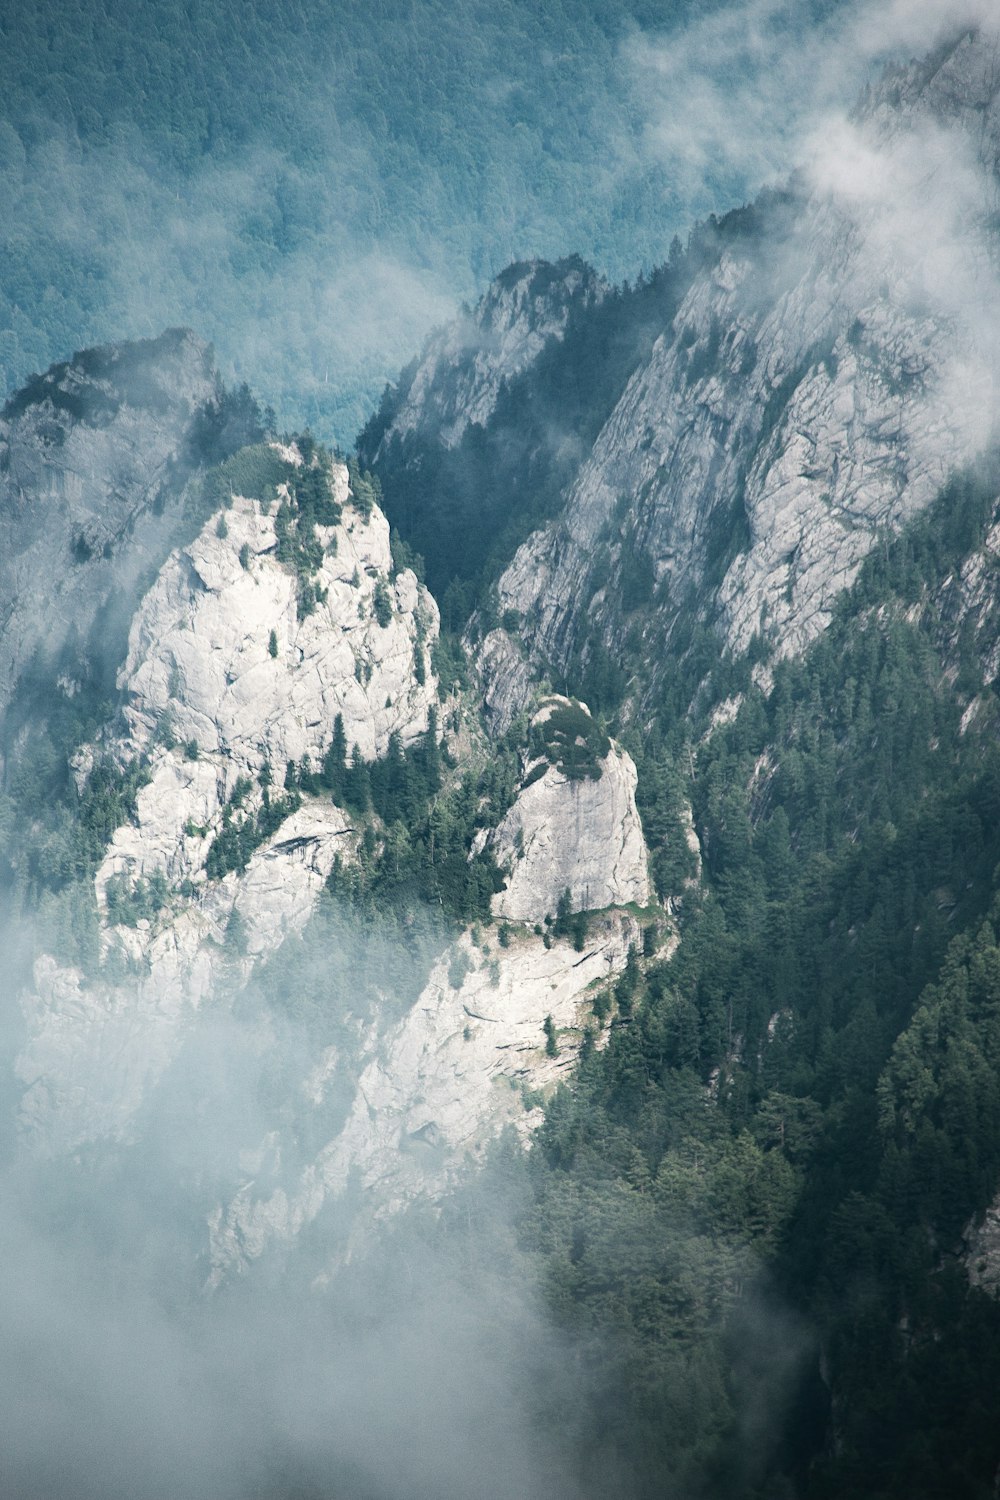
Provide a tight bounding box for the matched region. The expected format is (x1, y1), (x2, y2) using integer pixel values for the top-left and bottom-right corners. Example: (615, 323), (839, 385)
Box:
(5, 20), (1000, 1500)
(0, 0), (840, 441)
(370, 27), (1000, 727)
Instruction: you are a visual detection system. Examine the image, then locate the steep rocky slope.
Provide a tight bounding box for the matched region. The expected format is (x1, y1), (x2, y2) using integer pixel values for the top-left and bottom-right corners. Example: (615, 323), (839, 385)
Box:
(371, 256), (606, 453)
(11, 433), (655, 1247)
(0, 329), (257, 742)
(371, 29), (1000, 732)
(208, 909), (644, 1280)
(18, 447), (442, 1154)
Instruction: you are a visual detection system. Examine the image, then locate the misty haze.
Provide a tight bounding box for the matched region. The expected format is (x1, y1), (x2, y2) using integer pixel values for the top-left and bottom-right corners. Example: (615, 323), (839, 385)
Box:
(4, 2), (1000, 1497)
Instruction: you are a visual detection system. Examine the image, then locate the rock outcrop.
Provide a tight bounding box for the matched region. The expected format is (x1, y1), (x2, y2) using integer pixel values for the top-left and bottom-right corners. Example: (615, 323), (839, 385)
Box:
(370, 256), (605, 452)
(203, 689), (653, 1275)
(965, 1197), (1000, 1296)
(208, 911), (640, 1279)
(487, 697), (650, 921)
(103, 456), (438, 890)
(0, 329), (227, 730)
(17, 452), (440, 1154)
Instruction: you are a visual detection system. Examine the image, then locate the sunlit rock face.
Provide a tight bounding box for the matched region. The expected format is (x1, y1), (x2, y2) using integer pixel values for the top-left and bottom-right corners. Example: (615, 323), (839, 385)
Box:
(107, 459), (438, 889)
(0, 329), (221, 729)
(965, 1196), (1000, 1296)
(17, 456), (440, 1156)
(12, 426), (653, 1259)
(371, 256), (606, 451)
(487, 698), (650, 922)
(208, 911), (641, 1281)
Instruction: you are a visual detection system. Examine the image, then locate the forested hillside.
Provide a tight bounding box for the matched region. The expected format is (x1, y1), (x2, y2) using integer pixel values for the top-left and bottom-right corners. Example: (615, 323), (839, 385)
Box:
(0, 0), (840, 440)
(402, 455), (1000, 1498)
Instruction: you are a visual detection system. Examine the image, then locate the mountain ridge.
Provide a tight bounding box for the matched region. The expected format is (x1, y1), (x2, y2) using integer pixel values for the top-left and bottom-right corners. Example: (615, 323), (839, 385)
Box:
(5, 21), (1000, 1500)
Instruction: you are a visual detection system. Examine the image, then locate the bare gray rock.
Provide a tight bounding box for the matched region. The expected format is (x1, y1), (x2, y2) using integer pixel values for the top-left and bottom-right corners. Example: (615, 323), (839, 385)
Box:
(208, 912), (642, 1279)
(0, 329), (222, 730)
(466, 29), (1000, 727)
(487, 699), (650, 921)
(18, 458), (440, 1154)
(372, 257), (605, 451)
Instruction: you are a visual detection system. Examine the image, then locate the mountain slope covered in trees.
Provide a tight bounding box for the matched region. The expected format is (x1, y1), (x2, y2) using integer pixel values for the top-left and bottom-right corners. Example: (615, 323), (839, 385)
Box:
(4, 15), (1000, 1500)
(0, 0), (846, 439)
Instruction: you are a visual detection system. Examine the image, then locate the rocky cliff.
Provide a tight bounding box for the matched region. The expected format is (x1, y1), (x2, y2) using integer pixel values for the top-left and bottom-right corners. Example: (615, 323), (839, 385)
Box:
(0, 329), (253, 740)
(486, 696), (650, 921)
(12, 16), (1000, 1314)
(12, 434), (655, 1255)
(370, 29), (1000, 732)
(18, 447), (441, 1154)
(208, 909), (644, 1280)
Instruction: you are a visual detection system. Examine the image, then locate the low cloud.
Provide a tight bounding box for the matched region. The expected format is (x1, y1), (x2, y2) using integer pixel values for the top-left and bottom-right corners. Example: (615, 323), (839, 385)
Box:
(0, 899), (586, 1500)
(624, 0), (999, 231)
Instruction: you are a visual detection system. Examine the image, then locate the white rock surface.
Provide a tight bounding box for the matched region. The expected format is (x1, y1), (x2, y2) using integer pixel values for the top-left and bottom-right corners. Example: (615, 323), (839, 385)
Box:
(18, 796), (356, 1155)
(100, 461), (437, 890)
(489, 748), (650, 921)
(18, 461), (439, 1153)
(208, 914), (639, 1279)
(966, 1196), (1000, 1295)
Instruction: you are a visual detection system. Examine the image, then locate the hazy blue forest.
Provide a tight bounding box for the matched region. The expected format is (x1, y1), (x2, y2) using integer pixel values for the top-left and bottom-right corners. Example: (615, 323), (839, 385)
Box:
(2, 0), (843, 440)
(8, 4), (1000, 1498)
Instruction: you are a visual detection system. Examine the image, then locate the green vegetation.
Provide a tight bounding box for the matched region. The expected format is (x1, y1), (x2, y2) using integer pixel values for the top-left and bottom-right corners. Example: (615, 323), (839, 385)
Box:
(543, 1013), (558, 1056)
(0, 645), (153, 971)
(104, 869), (169, 927)
(319, 711), (511, 927)
(372, 579), (393, 628)
(444, 451), (1000, 1497)
(204, 782), (302, 880)
(200, 442), (290, 510)
(552, 886), (589, 950)
(530, 699), (609, 781)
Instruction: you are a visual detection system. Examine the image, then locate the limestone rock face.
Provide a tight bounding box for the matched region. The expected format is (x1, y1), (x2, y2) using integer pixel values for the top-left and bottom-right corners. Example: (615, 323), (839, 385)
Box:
(370, 257), (605, 452)
(208, 913), (640, 1279)
(488, 703), (650, 921)
(122, 471), (436, 766)
(442, 30), (1000, 728)
(107, 461), (438, 888)
(0, 329), (221, 727)
(17, 458), (440, 1153)
(966, 1197), (1000, 1296)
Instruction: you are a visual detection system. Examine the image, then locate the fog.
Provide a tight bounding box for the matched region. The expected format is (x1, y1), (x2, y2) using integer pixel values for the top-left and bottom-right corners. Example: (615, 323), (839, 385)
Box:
(1, 0), (858, 445)
(0, 897), (597, 1500)
(2, 6), (995, 1496)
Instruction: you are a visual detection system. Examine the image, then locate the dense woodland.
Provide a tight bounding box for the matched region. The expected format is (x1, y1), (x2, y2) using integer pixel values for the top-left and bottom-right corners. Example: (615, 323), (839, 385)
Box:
(4, 6), (1000, 1493)
(0, 0), (838, 439)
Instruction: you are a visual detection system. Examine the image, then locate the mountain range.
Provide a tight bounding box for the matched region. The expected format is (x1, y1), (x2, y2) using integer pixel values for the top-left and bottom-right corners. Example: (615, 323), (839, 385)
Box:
(3, 19), (1000, 1500)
